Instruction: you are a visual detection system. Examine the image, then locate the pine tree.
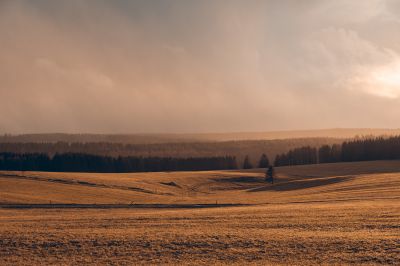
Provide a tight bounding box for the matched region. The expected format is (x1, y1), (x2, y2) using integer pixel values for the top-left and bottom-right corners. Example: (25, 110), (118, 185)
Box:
(258, 153), (270, 168)
(242, 155), (253, 169)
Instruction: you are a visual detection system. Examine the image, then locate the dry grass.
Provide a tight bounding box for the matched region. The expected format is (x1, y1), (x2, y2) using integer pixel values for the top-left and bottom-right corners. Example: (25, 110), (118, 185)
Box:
(0, 160), (399, 265)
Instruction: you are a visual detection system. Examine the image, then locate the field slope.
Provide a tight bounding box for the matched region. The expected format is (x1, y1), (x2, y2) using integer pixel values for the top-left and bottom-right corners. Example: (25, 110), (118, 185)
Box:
(1, 160), (399, 205)
(0, 160), (399, 265)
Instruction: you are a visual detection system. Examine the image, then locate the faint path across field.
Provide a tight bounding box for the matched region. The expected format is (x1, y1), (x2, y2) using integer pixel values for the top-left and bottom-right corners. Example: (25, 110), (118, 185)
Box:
(0, 203), (249, 209)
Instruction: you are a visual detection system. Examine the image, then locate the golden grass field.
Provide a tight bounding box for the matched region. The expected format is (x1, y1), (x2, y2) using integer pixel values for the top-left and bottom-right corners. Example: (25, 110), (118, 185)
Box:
(0, 160), (399, 265)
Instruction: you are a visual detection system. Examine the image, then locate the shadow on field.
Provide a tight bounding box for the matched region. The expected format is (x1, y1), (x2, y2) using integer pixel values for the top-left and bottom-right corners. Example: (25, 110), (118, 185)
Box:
(212, 176), (263, 183)
(248, 176), (353, 192)
(159, 181), (181, 188)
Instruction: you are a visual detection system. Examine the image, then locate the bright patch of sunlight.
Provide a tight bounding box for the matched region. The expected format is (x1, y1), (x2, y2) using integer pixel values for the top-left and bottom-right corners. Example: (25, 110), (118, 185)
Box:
(369, 62), (400, 98)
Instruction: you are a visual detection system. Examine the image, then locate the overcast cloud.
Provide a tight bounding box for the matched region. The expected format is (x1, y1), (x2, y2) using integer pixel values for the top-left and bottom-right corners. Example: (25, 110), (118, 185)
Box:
(1, 0), (400, 133)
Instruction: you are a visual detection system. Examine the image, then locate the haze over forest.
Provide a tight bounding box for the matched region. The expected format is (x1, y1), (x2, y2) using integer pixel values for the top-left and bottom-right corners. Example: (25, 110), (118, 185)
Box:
(2, 0), (400, 134)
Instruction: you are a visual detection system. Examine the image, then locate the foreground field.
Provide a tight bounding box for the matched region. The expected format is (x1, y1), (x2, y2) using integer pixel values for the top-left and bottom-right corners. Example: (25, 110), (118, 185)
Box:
(0, 201), (399, 265)
(0, 161), (399, 265)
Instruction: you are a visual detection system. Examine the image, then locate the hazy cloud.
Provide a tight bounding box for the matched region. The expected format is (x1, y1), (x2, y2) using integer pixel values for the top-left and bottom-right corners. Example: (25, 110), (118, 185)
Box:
(1, 0), (400, 133)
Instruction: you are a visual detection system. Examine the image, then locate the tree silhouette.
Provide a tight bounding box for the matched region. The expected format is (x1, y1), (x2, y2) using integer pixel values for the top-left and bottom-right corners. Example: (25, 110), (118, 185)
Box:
(258, 153), (270, 168)
(243, 155), (253, 169)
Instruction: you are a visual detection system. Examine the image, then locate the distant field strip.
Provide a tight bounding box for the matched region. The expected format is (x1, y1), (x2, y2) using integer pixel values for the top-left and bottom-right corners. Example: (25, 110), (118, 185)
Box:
(0, 160), (399, 205)
(0, 173), (159, 194)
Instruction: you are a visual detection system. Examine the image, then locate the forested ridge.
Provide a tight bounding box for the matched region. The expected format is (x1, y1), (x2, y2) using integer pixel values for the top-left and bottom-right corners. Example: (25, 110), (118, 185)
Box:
(275, 136), (400, 166)
(0, 153), (238, 173)
(1, 136), (398, 172)
(0, 138), (342, 167)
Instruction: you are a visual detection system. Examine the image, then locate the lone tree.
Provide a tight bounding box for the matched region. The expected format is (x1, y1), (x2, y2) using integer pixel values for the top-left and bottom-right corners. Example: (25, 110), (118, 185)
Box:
(258, 153), (270, 168)
(242, 155), (253, 169)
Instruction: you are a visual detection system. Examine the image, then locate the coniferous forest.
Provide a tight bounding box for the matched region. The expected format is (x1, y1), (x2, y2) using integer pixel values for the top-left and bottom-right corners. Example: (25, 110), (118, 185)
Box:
(0, 138), (342, 166)
(1, 136), (399, 172)
(0, 153), (238, 173)
(274, 136), (400, 167)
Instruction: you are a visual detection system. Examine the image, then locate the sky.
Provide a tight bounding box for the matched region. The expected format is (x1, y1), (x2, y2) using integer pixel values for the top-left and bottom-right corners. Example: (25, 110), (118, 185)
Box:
(1, 0), (400, 134)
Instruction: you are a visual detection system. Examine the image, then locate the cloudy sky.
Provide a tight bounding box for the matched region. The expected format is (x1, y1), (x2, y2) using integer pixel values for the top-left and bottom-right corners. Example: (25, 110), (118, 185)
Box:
(1, 0), (400, 133)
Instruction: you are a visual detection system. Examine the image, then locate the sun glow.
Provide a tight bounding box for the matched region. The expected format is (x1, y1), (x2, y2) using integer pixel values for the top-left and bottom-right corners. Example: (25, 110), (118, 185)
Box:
(370, 62), (400, 98)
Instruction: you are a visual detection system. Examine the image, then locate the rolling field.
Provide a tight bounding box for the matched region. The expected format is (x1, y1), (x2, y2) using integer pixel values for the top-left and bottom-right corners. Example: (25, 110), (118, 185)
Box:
(0, 161), (399, 265)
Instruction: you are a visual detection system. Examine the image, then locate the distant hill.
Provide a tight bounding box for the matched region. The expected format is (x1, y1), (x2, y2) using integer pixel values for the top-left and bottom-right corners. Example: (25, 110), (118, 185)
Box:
(1, 128), (400, 144)
(0, 138), (343, 167)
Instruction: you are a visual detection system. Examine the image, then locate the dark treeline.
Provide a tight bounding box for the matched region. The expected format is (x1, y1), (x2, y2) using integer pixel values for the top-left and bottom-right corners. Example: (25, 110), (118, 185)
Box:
(318, 144), (342, 163)
(0, 138), (343, 169)
(274, 146), (317, 166)
(274, 136), (400, 167)
(0, 153), (238, 173)
(341, 136), (400, 162)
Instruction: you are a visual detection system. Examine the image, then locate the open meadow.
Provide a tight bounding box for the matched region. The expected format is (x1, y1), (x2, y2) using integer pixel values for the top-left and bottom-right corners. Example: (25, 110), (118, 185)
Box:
(0, 160), (399, 265)
(4, 0), (400, 264)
